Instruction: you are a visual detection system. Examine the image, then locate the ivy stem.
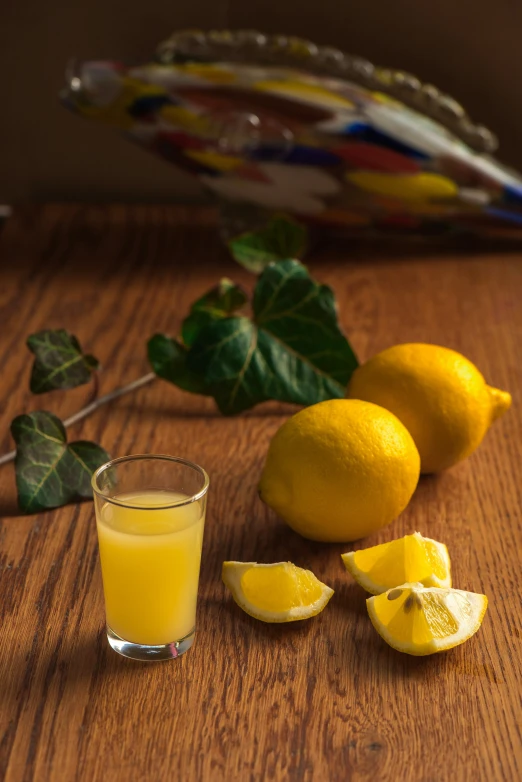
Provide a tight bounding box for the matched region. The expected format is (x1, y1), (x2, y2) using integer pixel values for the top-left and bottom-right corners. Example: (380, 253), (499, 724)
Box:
(87, 371), (100, 406)
(0, 372), (156, 466)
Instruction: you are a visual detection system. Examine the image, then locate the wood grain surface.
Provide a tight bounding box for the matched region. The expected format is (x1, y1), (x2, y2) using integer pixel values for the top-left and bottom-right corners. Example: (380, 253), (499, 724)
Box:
(0, 205), (521, 782)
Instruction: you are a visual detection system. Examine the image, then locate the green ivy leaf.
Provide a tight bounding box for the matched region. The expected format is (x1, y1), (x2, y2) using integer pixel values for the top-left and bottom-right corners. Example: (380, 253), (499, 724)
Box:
(228, 215), (308, 273)
(181, 278), (247, 347)
(27, 329), (99, 394)
(147, 335), (209, 395)
(11, 411), (110, 513)
(187, 260), (358, 414)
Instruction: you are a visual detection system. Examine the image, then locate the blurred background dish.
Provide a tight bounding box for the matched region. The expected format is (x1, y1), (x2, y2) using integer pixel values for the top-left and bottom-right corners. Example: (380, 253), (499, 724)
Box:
(61, 30), (522, 250)
(2, 0), (522, 207)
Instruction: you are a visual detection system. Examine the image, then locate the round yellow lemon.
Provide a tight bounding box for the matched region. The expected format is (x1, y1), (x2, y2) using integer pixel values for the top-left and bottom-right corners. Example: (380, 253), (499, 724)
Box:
(347, 343), (511, 473)
(259, 399), (420, 542)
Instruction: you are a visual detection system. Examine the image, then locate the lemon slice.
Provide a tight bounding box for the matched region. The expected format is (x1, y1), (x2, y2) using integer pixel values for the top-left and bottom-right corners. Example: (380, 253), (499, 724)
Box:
(222, 561), (334, 623)
(367, 582), (488, 655)
(342, 532), (451, 595)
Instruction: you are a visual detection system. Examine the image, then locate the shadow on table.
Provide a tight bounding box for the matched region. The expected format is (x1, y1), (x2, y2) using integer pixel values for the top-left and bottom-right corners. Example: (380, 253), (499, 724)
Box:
(331, 581), (369, 619)
(337, 624), (471, 681)
(0, 496), (95, 520)
(203, 593), (316, 643)
(319, 232), (522, 264)
(0, 498), (23, 518)
(329, 582), (500, 684)
(114, 398), (299, 421)
(202, 517), (346, 578)
(0, 625), (187, 766)
(7, 205), (522, 275)
(0, 626), (157, 714)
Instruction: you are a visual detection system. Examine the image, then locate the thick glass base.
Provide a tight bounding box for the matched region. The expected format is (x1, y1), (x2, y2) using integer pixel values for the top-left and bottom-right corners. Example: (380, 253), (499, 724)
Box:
(107, 625), (195, 661)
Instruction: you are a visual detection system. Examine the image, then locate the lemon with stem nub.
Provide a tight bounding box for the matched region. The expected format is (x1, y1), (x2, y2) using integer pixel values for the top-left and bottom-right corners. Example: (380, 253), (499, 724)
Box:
(348, 343), (511, 473)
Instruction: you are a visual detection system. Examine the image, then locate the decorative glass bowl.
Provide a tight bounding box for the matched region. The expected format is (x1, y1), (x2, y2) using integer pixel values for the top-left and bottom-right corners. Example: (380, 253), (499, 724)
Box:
(63, 29), (522, 262)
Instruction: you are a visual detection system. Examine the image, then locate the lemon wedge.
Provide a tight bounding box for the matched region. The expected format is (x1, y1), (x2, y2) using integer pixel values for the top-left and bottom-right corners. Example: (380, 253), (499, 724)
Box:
(342, 532), (451, 595)
(222, 561), (334, 623)
(367, 582), (488, 655)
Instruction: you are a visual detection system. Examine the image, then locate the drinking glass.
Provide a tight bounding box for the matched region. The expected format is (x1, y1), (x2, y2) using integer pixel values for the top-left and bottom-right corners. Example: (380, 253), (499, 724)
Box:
(92, 455), (209, 661)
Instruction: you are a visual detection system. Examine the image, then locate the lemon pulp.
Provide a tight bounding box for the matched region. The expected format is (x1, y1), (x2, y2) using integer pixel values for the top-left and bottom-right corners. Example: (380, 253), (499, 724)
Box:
(342, 532), (451, 594)
(241, 564), (324, 611)
(222, 561), (334, 623)
(367, 583), (488, 655)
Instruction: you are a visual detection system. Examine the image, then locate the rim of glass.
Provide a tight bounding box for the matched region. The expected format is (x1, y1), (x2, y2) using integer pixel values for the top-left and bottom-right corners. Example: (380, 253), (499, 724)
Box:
(91, 454), (210, 510)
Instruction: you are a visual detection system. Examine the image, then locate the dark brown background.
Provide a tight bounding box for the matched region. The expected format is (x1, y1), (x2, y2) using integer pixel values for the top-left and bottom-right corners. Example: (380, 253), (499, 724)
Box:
(1, 0), (521, 203)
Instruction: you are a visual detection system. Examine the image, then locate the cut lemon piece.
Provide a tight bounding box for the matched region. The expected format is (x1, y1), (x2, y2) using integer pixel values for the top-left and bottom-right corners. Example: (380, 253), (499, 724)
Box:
(367, 582), (488, 656)
(342, 531), (451, 595)
(222, 561), (334, 623)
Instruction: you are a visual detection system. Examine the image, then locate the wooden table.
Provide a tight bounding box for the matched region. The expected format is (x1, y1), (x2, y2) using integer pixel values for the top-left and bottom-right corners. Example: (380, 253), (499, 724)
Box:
(0, 205), (521, 782)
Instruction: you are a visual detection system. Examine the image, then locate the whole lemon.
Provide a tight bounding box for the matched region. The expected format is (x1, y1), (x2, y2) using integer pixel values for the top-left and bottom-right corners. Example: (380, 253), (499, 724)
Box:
(347, 343), (511, 474)
(259, 399), (420, 542)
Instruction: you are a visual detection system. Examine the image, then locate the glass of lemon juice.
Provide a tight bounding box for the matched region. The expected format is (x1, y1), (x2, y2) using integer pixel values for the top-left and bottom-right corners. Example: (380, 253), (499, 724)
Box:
(92, 455), (209, 661)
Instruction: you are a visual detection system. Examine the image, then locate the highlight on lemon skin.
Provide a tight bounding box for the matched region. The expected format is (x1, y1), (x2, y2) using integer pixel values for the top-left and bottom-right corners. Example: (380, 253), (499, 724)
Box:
(347, 343), (512, 474)
(342, 531), (451, 595)
(366, 582), (488, 656)
(222, 561), (334, 623)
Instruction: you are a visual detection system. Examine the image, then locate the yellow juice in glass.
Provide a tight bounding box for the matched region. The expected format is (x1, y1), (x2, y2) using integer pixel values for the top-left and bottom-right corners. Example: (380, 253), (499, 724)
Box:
(96, 490), (205, 645)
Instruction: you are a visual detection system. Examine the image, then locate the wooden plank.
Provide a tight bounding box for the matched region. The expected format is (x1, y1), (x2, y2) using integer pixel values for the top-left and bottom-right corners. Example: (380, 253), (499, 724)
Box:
(0, 205), (521, 781)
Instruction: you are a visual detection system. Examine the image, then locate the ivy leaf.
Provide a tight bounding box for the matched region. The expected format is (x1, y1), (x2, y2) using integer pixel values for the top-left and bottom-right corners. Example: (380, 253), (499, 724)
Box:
(228, 215), (308, 273)
(147, 335), (209, 395)
(148, 278), (247, 393)
(27, 329), (99, 394)
(187, 260), (358, 414)
(11, 411), (110, 513)
(181, 278), (247, 347)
